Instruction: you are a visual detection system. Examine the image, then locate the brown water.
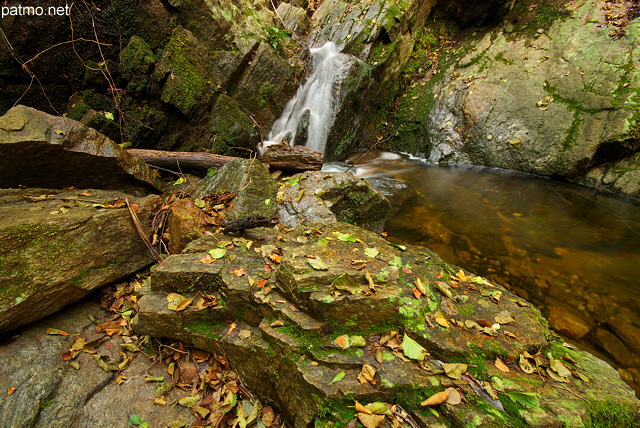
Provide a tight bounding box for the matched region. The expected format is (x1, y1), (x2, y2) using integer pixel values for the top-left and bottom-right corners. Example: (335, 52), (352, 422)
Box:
(327, 151), (640, 392)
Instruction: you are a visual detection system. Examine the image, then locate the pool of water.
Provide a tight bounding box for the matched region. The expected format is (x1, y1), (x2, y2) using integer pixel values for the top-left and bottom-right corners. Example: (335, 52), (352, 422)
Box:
(326, 151), (640, 393)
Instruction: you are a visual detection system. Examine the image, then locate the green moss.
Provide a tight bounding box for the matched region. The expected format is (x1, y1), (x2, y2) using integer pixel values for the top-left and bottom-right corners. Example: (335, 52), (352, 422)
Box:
(120, 35), (156, 77)
(506, 0), (571, 38)
(585, 399), (640, 428)
(391, 384), (441, 411)
(257, 82), (275, 108)
(185, 320), (224, 339)
(458, 303), (476, 317)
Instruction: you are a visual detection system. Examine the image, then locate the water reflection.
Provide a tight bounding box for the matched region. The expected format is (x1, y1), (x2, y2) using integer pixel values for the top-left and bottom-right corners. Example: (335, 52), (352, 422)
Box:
(326, 151), (640, 393)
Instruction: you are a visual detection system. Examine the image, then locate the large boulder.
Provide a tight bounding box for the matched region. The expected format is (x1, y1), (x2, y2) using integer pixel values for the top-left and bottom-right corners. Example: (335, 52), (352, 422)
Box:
(133, 221), (639, 428)
(192, 158), (278, 221)
(0, 106), (161, 194)
(0, 188), (160, 334)
(276, 171), (391, 233)
(386, 2), (640, 197)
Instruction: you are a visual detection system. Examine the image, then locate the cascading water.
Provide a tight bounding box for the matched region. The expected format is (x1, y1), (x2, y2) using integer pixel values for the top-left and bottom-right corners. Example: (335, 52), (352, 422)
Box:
(261, 42), (354, 155)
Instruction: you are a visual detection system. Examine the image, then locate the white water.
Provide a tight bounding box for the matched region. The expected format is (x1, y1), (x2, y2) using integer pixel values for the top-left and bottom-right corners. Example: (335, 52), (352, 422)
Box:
(260, 42), (353, 154)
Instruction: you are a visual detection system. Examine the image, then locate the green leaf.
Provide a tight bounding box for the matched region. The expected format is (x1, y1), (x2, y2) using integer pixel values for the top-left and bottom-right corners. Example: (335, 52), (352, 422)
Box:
(349, 336), (366, 347)
(401, 334), (427, 361)
(506, 391), (540, 409)
(129, 414), (142, 425)
(264, 199), (271, 206)
(333, 232), (357, 242)
(139, 423), (149, 428)
(104, 112), (115, 120)
(308, 258), (328, 270)
(317, 238), (329, 247)
(118, 141), (132, 149)
(388, 256), (403, 267)
(287, 177), (300, 187)
(390, 243), (406, 251)
(172, 177), (185, 186)
(364, 247), (379, 258)
(330, 371), (345, 384)
(194, 199), (206, 208)
(207, 167), (218, 177)
(209, 248), (227, 259)
(46, 328), (70, 336)
(178, 395), (200, 408)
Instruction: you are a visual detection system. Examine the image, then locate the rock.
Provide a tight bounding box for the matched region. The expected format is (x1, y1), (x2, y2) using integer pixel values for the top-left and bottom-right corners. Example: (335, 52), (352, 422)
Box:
(366, 177), (415, 207)
(431, 0), (511, 27)
(151, 27), (219, 117)
(592, 328), (640, 367)
(0, 105), (162, 194)
(0, 188), (160, 334)
(192, 158), (278, 221)
(166, 197), (208, 254)
(547, 304), (593, 340)
(276, 171), (391, 233)
(133, 221), (639, 427)
(388, 2), (640, 197)
(0, 300), (195, 428)
(575, 153), (640, 198)
(276, 2), (311, 37)
(293, 109), (311, 147)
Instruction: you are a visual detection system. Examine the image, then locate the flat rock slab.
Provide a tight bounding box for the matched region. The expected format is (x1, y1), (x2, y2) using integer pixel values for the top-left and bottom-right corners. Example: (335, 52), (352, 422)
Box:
(0, 105), (161, 194)
(0, 188), (160, 334)
(0, 300), (194, 428)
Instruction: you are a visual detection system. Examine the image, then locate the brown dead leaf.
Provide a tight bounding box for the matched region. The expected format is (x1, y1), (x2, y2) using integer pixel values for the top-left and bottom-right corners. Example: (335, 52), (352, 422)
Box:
(227, 322), (237, 336)
(446, 388), (462, 405)
(200, 254), (215, 264)
(357, 364), (377, 385)
(7, 386), (16, 396)
(519, 354), (536, 374)
(232, 268), (247, 277)
(269, 253), (282, 263)
(495, 358), (510, 373)
(412, 288), (423, 299)
(270, 319), (284, 327)
(335, 335), (348, 349)
(257, 279), (268, 288)
(175, 298), (193, 312)
(504, 331), (517, 338)
(262, 406), (276, 426)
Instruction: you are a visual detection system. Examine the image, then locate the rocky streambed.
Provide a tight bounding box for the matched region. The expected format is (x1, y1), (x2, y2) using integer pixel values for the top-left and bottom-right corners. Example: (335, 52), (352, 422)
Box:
(1, 107), (639, 428)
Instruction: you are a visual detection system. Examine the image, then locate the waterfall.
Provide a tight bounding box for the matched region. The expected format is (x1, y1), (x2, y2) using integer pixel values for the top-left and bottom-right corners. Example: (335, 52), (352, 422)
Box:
(261, 42), (354, 155)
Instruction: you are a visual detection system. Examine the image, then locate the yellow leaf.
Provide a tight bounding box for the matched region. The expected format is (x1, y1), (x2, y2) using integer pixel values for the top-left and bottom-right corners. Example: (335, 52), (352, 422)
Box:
(357, 364), (377, 385)
(175, 298), (193, 312)
(446, 389), (462, 405)
(442, 363), (467, 379)
(356, 413), (385, 428)
(434, 311), (450, 328)
(421, 390), (450, 406)
(355, 401), (373, 414)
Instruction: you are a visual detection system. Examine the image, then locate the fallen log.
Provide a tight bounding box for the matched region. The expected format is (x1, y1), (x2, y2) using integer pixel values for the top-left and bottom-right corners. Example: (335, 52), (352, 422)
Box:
(128, 146), (323, 173)
(127, 149), (238, 171)
(259, 144), (324, 171)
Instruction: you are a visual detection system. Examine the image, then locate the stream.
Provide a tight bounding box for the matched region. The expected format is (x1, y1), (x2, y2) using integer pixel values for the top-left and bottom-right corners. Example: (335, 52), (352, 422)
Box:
(326, 151), (640, 393)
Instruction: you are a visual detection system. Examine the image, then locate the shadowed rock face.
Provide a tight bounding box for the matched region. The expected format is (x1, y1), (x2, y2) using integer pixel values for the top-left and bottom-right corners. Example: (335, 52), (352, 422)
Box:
(0, 105), (162, 194)
(133, 220), (638, 427)
(0, 187), (160, 334)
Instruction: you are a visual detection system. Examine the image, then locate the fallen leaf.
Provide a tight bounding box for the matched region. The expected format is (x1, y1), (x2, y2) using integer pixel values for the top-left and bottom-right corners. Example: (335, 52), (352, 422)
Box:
(495, 358), (510, 373)
(355, 401), (373, 414)
(401, 334), (427, 361)
(209, 248), (226, 259)
(335, 335), (349, 348)
(446, 389), (462, 405)
(330, 371), (345, 384)
(356, 413), (385, 428)
(7, 386), (16, 396)
(494, 310), (514, 324)
(262, 406), (276, 426)
(506, 391), (539, 408)
(442, 362), (467, 379)
(421, 390), (451, 406)
(307, 258), (328, 270)
(364, 248), (379, 258)
(46, 328), (70, 336)
(519, 354), (536, 374)
(434, 311), (450, 328)
(175, 298), (193, 312)
(178, 395), (200, 408)
(200, 254), (215, 264)
(227, 322), (237, 335)
(233, 268), (247, 277)
(357, 364), (377, 385)
(436, 281), (453, 298)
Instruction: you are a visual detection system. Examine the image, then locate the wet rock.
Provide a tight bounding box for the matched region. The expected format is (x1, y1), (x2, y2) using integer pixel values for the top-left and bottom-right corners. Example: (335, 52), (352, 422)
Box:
(0, 188), (160, 334)
(276, 171), (390, 232)
(0, 300), (195, 428)
(0, 105), (162, 194)
(366, 177), (415, 207)
(192, 158), (278, 221)
(592, 328), (640, 367)
(547, 304), (593, 340)
(293, 109), (311, 147)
